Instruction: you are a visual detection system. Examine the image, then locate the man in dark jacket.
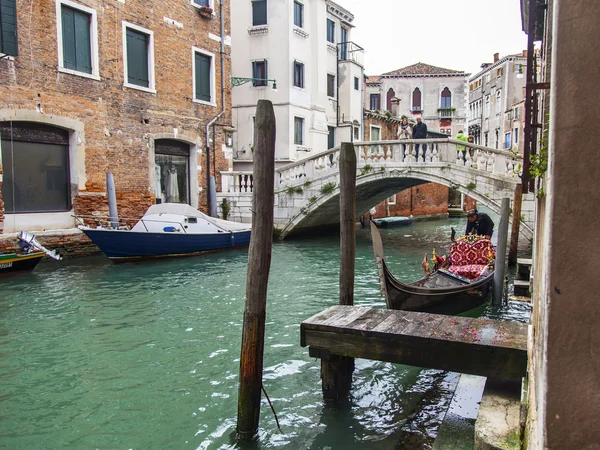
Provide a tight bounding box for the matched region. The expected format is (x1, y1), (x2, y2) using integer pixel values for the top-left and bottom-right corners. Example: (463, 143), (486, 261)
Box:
(465, 210), (494, 239)
(412, 117), (428, 162)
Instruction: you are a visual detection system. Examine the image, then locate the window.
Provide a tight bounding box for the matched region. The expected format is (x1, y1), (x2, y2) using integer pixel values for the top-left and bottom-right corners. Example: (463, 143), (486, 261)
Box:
(386, 88), (395, 111)
(370, 126), (380, 154)
(193, 0), (210, 6)
(294, 117), (304, 145)
(505, 132), (512, 149)
(484, 132), (489, 147)
(485, 95), (490, 117)
(0, 122), (70, 213)
(514, 128), (519, 144)
(293, 1), (303, 28)
(496, 90), (502, 114)
(440, 87), (451, 108)
(252, 0), (267, 26)
(252, 60), (268, 87)
(516, 64), (524, 74)
(123, 22), (155, 92)
(496, 68), (503, 77)
(354, 76), (359, 90)
(193, 48), (215, 104)
(327, 74), (335, 97)
(369, 93), (380, 111)
(514, 107), (520, 119)
(58, 1), (98, 78)
(412, 88), (422, 111)
(326, 18), (335, 43)
(507, 111), (512, 121)
(155, 140), (190, 205)
(353, 126), (359, 140)
(327, 126), (335, 149)
(340, 27), (347, 59)
(495, 129), (499, 149)
(0, 0), (18, 55)
(387, 194), (396, 205)
(293, 61), (304, 88)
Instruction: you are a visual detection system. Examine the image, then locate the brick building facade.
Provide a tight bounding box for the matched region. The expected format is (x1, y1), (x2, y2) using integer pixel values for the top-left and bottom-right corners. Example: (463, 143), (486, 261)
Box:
(0, 0), (231, 234)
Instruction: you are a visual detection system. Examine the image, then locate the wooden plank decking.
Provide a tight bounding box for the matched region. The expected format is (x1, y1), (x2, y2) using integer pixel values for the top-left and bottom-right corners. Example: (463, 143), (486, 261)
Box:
(301, 306), (528, 382)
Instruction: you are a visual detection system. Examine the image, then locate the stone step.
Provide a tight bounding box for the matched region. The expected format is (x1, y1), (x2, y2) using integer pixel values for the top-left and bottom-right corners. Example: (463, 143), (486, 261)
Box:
(509, 295), (532, 303)
(513, 280), (531, 297)
(475, 381), (523, 450)
(516, 258), (532, 280)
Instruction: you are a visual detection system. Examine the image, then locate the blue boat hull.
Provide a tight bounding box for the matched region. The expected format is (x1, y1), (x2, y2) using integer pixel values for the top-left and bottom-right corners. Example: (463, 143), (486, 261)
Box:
(81, 228), (251, 261)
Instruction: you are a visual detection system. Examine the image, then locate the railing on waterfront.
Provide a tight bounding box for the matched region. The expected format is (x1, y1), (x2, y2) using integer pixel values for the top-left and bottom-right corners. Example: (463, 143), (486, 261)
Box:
(221, 138), (521, 194)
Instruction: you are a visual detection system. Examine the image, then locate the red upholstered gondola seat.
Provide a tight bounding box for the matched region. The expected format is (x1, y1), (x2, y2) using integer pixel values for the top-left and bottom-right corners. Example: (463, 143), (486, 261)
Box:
(447, 238), (495, 279)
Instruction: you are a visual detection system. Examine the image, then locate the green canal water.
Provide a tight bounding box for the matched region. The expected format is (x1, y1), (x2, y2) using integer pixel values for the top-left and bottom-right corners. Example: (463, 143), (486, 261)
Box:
(0, 216), (531, 449)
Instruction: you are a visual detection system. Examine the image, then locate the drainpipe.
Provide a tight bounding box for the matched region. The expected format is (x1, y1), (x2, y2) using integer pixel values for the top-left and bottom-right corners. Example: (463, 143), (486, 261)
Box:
(205, 0), (226, 217)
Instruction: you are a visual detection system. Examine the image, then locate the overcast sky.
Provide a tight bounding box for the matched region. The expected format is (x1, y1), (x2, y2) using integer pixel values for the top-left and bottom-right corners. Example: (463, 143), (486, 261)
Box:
(336, 0), (527, 77)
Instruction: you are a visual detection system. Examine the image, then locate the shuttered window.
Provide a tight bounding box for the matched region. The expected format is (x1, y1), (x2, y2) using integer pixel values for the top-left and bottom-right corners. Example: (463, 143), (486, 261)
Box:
(294, 117), (304, 145)
(252, 0), (267, 26)
(326, 19), (335, 43)
(61, 5), (92, 74)
(195, 51), (212, 102)
(293, 1), (303, 28)
(126, 27), (150, 88)
(0, 0), (18, 56)
(293, 61), (304, 88)
(327, 74), (335, 98)
(252, 60), (267, 87)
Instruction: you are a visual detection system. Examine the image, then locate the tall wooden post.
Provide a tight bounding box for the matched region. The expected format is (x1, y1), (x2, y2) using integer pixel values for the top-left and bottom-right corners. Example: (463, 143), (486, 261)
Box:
(237, 100), (276, 439)
(493, 198), (510, 305)
(508, 184), (523, 266)
(321, 142), (357, 400)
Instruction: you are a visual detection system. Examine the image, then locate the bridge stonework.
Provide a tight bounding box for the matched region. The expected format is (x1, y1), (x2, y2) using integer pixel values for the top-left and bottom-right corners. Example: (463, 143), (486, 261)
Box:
(218, 138), (535, 240)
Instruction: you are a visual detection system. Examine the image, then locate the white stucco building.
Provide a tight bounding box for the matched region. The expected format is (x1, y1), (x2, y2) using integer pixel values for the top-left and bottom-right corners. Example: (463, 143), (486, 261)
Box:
(364, 63), (469, 137)
(231, 0), (364, 170)
(467, 52), (527, 149)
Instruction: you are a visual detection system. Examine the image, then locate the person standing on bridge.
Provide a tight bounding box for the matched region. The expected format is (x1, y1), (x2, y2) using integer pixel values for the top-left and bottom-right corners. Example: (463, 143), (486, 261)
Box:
(465, 210), (494, 240)
(412, 116), (428, 162)
(397, 117), (412, 158)
(456, 130), (469, 163)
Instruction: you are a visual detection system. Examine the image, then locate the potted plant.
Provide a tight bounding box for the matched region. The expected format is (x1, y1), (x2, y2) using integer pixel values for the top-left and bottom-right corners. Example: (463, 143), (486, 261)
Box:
(198, 5), (213, 18)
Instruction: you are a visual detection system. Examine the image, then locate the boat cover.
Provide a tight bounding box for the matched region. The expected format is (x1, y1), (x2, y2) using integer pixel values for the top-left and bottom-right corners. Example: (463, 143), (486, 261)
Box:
(144, 203), (251, 231)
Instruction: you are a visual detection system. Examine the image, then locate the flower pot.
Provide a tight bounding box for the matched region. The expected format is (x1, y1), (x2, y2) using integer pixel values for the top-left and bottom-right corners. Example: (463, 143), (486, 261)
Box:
(199, 9), (213, 19)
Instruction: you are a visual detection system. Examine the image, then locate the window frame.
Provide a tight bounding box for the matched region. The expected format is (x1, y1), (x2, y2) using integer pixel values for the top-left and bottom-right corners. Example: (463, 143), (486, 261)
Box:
(294, 116), (305, 146)
(327, 126), (335, 149)
(412, 87), (422, 111)
(122, 21), (156, 93)
(496, 90), (502, 114)
(326, 18), (335, 43)
(192, 46), (217, 106)
(514, 128), (519, 144)
(0, 0), (18, 57)
(354, 76), (359, 91)
(327, 73), (335, 98)
(55, 0), (100, 80)
(369, 93), (380, 111)
(504, 132), (512, 149)
(293, 0), (303, 28)
(252, 59), (268, 87)
(191, 0), (213, 10)
(293, 60), (305, 89)
(252, 0), (267, 26)
(440, 87), (452, 109)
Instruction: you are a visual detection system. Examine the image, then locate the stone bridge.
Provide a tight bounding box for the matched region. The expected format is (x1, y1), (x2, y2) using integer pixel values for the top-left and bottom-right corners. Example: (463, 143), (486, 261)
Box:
(218, 138), (535, 239)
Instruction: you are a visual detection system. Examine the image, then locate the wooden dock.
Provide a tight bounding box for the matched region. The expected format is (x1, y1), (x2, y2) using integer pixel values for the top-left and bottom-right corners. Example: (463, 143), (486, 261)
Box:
(301, 306), (528, 383)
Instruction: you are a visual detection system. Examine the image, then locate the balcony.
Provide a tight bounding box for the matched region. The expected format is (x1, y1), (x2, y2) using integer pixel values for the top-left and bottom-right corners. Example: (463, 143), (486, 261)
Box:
(438, 108), (456, 119)
(338, 41), (364, 67)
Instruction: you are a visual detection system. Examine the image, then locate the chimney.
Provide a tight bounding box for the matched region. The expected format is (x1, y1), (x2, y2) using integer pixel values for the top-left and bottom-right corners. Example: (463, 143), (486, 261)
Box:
(494, 53), (500, 63)
(522, 50), (528, 58)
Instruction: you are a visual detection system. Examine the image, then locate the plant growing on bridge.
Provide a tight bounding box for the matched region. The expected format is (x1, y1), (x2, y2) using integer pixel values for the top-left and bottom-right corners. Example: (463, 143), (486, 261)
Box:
(303, 180), (312, 188)
(320, 182), (337, 195)
(466, 182), (477, 191)
(285, 185), (304, 195)
(359, 164), (374, 176)
(307, 195), (317, 205)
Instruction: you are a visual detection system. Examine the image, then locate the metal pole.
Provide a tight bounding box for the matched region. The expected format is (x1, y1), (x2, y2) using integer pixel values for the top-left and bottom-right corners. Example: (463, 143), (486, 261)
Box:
(493, 198), (510, 305)
(106, 173), (118, 229)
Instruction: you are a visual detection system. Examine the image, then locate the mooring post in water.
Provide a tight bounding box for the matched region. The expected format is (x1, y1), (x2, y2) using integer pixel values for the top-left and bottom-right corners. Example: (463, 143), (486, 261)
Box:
(321, 142), (357, 401)
(106, 173), (118, 229)
(493, 198), (510, 305)
(237, 100), (276, 440)
(508, 184), (523, 266)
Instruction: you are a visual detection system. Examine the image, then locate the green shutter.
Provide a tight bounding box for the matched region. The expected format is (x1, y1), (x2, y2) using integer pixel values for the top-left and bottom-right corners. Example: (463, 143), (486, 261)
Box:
(126, 28), (149, 87)
(195, 52), (211, 102)
(61, 6), (76, 70)
(0, 0), (19, 56)
(73, 9), (91, 73)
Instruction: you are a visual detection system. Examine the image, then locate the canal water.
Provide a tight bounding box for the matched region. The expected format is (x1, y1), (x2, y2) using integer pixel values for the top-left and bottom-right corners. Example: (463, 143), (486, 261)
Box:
(0, 214), (531, 449)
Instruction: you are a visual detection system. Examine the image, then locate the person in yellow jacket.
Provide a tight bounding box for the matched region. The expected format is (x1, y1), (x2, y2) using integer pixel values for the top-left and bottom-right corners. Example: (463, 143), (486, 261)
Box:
(456, 130), (469, 163)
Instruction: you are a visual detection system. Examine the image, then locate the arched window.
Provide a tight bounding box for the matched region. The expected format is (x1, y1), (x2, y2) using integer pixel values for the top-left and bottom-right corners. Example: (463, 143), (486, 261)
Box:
(496, 90), (502, 114)
(386, 88), (396, 111)
(441, 87), (452, 109)
(412, 88), (422, 111)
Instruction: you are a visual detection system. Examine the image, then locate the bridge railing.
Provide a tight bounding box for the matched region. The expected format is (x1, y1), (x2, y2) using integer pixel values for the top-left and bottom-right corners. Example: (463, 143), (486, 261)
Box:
(221, 138), (521, 194)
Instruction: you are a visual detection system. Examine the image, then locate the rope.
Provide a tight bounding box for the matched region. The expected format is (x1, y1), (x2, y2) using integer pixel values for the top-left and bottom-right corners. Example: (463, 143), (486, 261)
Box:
(261, 384), (283, 434)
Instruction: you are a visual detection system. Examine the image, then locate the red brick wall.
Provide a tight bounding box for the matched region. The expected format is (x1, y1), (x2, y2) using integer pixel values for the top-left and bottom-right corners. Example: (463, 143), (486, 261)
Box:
(0, 0), (231, 231)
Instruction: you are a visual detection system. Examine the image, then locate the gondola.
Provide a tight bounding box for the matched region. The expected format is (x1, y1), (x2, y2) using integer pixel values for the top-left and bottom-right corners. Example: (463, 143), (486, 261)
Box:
(0, 232), (62, 277)
(370, 221), (494, 315)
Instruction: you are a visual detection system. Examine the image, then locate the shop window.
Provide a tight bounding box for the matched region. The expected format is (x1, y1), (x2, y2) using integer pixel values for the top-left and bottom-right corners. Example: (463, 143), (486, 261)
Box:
(154, 139), (190, 204)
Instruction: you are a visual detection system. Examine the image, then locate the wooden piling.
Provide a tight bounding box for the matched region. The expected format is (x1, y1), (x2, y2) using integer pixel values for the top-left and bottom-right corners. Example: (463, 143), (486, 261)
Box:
(508, 184), (523, 266)
(493, 198), (510, 306)
(321, 142), (357, 401)
(237, 100), (276, 439)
